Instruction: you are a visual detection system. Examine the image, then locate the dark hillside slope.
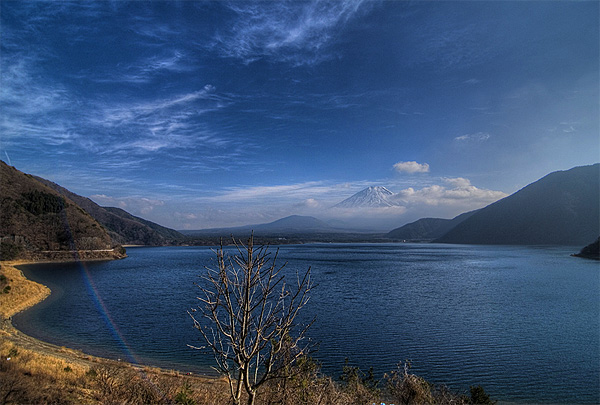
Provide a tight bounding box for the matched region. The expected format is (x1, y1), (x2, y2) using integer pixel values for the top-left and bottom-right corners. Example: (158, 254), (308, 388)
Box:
(35, 177), (182, 246)
(0, 161), (123, 260)
(387, 218), (451, 241)
(387, 210), (478, 241)
(435, 164), (599, 245)
(573, 237), (600, 260)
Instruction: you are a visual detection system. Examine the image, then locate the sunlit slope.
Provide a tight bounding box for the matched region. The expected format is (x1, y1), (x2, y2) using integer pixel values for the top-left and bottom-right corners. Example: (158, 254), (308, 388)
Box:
(0, 160), (118, 260)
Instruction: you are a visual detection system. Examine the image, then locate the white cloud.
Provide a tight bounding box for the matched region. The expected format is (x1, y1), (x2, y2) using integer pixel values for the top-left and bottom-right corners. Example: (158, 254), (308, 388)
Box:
(393, 179), (506, 208)
(454, 132), (490, 142)
(296, 198), (321, 209)
(393, 161), (430, 174)
(442, 177), (472, 188)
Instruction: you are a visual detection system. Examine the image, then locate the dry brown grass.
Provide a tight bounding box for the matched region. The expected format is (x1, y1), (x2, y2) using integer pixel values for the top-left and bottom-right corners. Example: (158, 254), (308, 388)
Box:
(0, 340), (88, 380)
(0, 338), (231, 404)
(0, 340), (94, 404)
(0, 261), (50, 320)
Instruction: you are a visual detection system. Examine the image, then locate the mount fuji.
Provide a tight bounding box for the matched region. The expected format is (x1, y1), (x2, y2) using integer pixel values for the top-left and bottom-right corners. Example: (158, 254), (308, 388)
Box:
(334, 186), (399, 208)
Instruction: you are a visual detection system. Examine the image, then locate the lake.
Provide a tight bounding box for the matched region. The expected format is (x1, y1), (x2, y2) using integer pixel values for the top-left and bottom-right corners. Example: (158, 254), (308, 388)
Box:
(14, 243), (600, 403)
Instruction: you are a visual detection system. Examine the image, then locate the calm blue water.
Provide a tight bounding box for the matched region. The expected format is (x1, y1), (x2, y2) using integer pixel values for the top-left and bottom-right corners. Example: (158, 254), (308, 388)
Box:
(14, 244), (600, 403)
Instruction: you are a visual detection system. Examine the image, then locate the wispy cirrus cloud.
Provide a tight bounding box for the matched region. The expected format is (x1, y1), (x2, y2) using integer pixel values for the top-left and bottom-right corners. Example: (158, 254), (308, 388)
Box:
(558, 121), (579, 134)
(98, 85), (222, 127)
(90, 194), (165, 215)
(213, 0), (368, 65)
(0, 51), (240, 166)
(0, 55), (83, 148)
(86, 50), (196, 84)
(203, 181), (333, 203)
(90, 85), (233, 155)
(454, 132), (491, 142)
(0, 56), (70, 117)
(129, 16), (183, 45)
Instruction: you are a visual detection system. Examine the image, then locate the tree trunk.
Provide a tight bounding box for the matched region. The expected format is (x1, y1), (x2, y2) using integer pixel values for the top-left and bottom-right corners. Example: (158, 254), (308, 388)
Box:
(247, 390), (256, 405)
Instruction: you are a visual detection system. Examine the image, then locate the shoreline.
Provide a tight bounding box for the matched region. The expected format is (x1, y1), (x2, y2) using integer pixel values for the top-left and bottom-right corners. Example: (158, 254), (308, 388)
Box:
(0, 259), (220, 382)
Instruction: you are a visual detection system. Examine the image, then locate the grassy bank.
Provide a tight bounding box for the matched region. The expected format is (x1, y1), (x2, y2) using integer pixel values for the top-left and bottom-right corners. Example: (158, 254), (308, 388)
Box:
(0, 261), (50, 321)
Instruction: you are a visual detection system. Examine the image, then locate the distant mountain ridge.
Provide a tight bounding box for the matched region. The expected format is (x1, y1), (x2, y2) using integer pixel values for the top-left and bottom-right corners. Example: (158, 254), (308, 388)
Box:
(4, 160), (596, 254)
(182, 215), (343, 236)
(434, 164), (599, 245)
(35, 177), (183, 246)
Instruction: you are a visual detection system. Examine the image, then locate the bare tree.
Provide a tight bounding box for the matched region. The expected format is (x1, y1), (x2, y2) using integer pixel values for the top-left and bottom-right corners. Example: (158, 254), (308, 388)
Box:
(189, 234), (314, 405)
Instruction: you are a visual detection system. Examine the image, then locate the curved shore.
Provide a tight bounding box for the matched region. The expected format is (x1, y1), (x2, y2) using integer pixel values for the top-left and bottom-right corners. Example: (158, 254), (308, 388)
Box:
(0, 260), (222, 380)
(1, 260), (103, 369)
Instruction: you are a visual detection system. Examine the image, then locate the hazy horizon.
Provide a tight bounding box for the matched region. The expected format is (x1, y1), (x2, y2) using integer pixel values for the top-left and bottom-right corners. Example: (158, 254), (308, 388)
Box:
(1, 1), (598, 230)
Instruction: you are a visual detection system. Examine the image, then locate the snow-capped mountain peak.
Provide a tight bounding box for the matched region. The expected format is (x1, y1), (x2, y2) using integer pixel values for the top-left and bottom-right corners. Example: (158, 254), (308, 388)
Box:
(334, 186), (398, 208)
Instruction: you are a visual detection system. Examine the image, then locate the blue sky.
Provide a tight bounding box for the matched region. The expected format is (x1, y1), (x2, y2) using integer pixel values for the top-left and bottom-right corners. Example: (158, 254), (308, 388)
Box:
(1, 1), (598, 230)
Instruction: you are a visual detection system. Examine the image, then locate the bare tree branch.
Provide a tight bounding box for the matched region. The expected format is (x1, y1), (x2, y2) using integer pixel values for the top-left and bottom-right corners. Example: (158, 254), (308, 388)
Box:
(189, 234), (314, 405)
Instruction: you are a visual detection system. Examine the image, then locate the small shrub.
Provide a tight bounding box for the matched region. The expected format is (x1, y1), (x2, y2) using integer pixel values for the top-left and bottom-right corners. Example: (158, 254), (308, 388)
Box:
(174, 381), (197, 405)
(260, 356), (349, 405)
(0, 275), (9, 294)
(7, 347), (18, 358)
(470, 385), (496, 404)
(115, 245), (127, 256)
(64, 365), (73, 373)
(340, 359), (381, 404)
(385, 362), (435, 405)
